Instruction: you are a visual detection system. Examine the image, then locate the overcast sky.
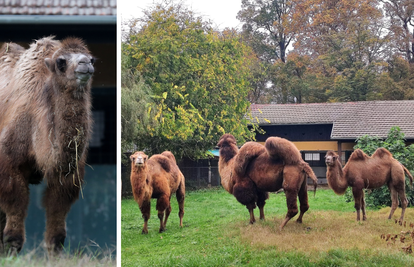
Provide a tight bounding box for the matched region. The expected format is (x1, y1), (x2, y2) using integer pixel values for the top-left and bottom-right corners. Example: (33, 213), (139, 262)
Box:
(119, 0), (244, 30)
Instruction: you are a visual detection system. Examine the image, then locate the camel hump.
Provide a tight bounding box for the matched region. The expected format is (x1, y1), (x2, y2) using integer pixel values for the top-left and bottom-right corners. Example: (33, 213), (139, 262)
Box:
(0, 42), (24, 65)
(349, 149), (368, 161)
(234, 142), (265, 176)
(264, 136), (302, 165)
(152, 155), (172, 173)
(161, 151), (177, 165)
(372, 147), (392, 159)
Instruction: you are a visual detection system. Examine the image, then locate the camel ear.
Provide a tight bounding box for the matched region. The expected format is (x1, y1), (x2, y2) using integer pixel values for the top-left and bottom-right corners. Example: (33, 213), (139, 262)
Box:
(44, 58), (54, 72)
(130, 155), (134, 161)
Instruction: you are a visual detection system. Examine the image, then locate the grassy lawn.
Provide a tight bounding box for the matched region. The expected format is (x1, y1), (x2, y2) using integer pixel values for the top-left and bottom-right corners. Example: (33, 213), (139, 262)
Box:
(122, 187), (414, 266)
(0, 247), (116, 267)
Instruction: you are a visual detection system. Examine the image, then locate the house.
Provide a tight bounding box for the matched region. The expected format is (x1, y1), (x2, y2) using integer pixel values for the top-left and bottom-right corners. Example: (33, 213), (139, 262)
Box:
(0, 0), (116, 253)
(250, 100), (414, 182)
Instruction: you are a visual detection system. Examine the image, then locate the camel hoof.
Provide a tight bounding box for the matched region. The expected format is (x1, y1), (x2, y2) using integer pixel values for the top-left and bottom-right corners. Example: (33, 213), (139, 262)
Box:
(48, 233), (66, 256)
(296, 219), (303, 224)
(3, 235), (23, 255)
(159, 228), (165, 233)
(141, 229), (148, 234)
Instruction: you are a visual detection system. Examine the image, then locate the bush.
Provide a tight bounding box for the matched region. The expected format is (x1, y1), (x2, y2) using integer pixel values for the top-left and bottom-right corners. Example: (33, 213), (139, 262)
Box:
(345, 127), (414, 208)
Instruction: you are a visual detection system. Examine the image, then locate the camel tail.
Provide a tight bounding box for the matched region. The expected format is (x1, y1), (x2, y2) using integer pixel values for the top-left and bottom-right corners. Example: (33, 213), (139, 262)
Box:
(401, 163), (413, 188)
(234, 142), (265, 177)
(302, 162), (318, 197)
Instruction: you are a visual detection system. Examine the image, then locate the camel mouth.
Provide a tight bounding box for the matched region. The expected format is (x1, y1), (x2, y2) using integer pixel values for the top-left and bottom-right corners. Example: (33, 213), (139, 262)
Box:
(325, 159), (335, 166)
(76, 72), (93, 85)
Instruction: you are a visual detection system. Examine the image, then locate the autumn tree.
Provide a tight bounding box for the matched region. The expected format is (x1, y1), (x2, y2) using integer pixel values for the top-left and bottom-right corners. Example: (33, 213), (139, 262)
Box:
(122, 1), (257, 159)
(382, 0), (414, 63)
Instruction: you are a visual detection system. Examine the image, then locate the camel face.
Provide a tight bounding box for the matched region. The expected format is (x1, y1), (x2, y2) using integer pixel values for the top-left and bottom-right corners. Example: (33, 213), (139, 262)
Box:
(325, 152), (338, 166)
(130, 151), (148, 167)
(54, 53), (95, 85)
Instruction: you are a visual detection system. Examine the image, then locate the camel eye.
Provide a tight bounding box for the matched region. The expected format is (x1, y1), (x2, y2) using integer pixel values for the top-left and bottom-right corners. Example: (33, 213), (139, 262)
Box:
(90, 57), (95, 65)
(56, 58), (67, 72)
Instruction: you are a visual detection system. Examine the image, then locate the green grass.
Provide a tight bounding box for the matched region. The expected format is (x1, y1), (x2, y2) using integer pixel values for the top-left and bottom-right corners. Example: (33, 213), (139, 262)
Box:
(122, 187), (414, 266)
(0, 244), (116, 266)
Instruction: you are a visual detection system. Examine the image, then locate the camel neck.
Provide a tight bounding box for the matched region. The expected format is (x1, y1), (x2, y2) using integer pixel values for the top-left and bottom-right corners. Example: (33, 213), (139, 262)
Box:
(327, 160), (348, 195)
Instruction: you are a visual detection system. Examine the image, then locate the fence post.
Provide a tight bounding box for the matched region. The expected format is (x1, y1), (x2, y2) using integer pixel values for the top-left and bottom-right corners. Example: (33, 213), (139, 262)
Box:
(208, 159), (211, 188)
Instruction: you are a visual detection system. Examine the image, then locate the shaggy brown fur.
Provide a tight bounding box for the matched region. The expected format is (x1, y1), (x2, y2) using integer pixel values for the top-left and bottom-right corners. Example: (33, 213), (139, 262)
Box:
(130, 151), (185, 234)
(325, 149), (413, 223)
(264, 137), (318, 194)
(217, 134), (318, 229)
(0, 37), (95, 255)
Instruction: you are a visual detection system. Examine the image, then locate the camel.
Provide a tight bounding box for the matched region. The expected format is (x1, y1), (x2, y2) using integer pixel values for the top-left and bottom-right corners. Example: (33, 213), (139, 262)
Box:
(325, 148), (413, 222)
(0, 37), (95, 255)
(130, 151), (185, 234)
(217, 134), (318, 229)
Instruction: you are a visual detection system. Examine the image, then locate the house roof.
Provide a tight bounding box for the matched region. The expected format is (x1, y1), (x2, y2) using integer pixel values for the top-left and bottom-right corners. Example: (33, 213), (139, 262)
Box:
(0, 0), (116, 16)
(250, 100), (414, 140)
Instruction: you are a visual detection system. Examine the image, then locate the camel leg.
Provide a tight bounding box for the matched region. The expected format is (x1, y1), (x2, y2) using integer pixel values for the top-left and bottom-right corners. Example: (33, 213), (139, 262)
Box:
(388, 186), (399, 221)
(163, 203), (172, 230)
(156, 194), (169, 233)
(0, 209), (5, 253)
(0, 172), (29, 255)
(176, 183), (185, 227)
(233, 180), (258, 224)
(257, 191), (268, 221)
(139, 200), (151, 234)
(280, 188), (299, 230)
(43, 174), (81, 255)
(394, 185), (408, 224)
(361, 190), (367, 221)
(296, 179), (309, 224)
(246, 203), (256, 224)
(352, 187), (363, 221)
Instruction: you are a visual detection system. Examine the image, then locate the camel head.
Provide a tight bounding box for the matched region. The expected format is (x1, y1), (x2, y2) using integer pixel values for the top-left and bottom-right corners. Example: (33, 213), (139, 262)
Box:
(217, 134), (237, 148)
(44, 38), (95, 94)
(325, 151), (339, 167)
(130, 151), (148, 168)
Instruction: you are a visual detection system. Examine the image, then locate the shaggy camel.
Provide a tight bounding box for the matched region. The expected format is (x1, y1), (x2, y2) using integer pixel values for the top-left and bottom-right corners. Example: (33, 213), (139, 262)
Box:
(325, 148), (413, 222)
(130, 151), (185, 234)
(0, 37), (95, 255)
(218, 134), (318, 229)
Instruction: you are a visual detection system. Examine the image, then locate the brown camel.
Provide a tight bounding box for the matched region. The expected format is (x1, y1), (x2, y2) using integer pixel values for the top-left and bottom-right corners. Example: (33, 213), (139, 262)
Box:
(217, 134), (318, 229)
(130, 151), (185, 234)
(325, 148), (413, 222)
(0, 37), (95, 255)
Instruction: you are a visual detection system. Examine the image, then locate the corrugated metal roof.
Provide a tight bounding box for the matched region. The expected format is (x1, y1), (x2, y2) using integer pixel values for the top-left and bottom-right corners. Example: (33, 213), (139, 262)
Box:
(250, 100), (414, 139)
(0, 0), (116, 15)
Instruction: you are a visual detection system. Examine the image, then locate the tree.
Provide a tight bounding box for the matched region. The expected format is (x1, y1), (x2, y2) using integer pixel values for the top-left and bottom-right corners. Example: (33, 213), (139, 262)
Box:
(382, 0), (414, 63)
(122, 1), (257, 159)
(350, 127), (414, 207)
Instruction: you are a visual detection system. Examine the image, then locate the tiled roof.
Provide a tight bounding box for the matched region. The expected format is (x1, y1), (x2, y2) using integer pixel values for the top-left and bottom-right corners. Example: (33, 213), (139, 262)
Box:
(0, 0), (116, 16)
(250, 100), (414, 139)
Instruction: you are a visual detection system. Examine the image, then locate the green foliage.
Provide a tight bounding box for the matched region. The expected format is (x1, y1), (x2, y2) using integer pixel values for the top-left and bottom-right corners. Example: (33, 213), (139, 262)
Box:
(349, 127), (414, 208)
(121, 51), (156, 163)
(122, 2), (257, 159)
